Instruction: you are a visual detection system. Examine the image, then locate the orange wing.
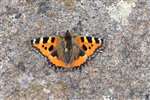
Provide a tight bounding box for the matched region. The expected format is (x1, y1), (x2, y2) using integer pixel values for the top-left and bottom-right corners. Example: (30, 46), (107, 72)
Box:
(31, 37), (66, 67)
(69, 36), (103, 67)
(74, 36), (103, 56)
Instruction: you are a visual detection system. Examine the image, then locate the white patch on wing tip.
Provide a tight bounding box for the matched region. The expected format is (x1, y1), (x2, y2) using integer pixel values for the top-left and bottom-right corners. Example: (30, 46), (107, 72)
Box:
(40, 37), (43, 43)
(99, 38), (101, 44)
(33, 39), (36, 44)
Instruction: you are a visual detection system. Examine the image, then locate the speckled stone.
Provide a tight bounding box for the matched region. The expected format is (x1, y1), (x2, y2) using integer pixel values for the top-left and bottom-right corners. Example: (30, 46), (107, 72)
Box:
(0, 0), (150, 100)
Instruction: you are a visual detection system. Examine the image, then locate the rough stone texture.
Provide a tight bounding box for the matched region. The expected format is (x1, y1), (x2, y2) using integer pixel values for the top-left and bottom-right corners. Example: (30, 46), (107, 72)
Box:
(0, 0), (150, 100)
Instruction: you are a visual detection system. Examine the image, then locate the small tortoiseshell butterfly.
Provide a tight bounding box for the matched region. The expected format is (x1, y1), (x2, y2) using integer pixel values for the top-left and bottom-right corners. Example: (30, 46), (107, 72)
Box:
(31, 30), (103, 70)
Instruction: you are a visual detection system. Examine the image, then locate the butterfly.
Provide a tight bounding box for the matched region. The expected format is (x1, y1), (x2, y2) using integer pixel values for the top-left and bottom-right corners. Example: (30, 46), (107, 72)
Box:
(31, 30), (103, 70)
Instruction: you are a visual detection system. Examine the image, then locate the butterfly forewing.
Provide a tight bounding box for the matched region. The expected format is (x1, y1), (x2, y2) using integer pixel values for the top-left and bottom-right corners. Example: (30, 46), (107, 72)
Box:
(31, 36), (67, 67)
(74, 36), (103, 56)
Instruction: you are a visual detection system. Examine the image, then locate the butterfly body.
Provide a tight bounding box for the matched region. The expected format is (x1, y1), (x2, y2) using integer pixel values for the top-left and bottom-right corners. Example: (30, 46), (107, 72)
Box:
(31, 30), (103, 69)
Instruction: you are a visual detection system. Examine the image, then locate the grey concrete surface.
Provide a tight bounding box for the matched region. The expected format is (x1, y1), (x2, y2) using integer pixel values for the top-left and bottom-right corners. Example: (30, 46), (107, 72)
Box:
(0, 0), (150, 100)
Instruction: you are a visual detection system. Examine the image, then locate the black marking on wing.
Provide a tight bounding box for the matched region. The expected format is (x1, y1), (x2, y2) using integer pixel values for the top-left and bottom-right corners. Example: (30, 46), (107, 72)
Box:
(51, 37), (55, 43)
(100, 38), (103, 44)
(95, 38), (99, 43)
(49, 45), (54, 51)
(51, 50), (58, 57)
(43, 37), (49, 43)
(86, 36), (92, 43)
(31, 40), (33, 45)
(80, 37), (84, 42)
(82, 44), (87, 51)
(44, 47), (47, 50)
(35, 38), (40, 44)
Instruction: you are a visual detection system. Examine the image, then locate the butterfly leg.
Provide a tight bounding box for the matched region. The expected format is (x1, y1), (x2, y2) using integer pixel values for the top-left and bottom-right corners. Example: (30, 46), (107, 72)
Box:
(78, 66), (82, 72)
(47, 59), (52, 66)
(59, 67), (65, 72)
(72, 66), (82, 72)
(54, 66), (65, 72)
(72, 67), (78, 71)
(54, 67), (59, 72)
